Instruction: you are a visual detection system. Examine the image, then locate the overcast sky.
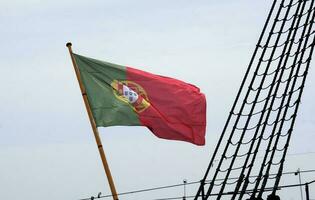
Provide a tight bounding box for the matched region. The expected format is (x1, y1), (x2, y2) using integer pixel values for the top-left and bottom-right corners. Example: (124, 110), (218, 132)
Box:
(1, 0), (315, 200)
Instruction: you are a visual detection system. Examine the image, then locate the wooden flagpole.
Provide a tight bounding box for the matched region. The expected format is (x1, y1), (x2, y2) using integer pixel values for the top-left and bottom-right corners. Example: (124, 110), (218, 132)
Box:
(66, 42), (119, 200)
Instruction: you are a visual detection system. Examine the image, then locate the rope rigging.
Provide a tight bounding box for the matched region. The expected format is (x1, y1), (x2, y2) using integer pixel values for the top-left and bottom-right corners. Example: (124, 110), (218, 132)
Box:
(194, 0), (315, 199)
(79, 169), (315, 200)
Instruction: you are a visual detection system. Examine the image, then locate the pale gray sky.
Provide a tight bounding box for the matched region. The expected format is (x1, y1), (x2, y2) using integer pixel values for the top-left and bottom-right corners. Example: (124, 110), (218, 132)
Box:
(1, 0), (315, 200)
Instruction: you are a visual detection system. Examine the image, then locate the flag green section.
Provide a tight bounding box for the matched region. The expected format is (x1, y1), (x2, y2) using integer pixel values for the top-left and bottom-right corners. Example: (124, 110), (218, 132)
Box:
(73, 54), (141, 127)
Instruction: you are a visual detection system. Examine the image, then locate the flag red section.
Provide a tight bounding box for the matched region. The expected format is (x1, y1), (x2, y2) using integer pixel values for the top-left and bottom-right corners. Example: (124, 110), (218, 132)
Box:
(127, 67), (206, 145)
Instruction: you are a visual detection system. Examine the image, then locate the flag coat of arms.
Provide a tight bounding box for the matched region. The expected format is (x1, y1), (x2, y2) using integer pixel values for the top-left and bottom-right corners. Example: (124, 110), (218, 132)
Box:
(74, 54), (207, 145)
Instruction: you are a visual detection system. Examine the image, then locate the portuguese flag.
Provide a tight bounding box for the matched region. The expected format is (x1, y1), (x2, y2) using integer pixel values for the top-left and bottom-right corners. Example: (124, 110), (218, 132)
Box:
(74, 54), (206, 145)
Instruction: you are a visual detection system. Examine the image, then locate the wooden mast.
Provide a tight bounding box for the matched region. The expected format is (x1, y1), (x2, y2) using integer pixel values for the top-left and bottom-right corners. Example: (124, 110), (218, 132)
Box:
(66, 42), (119, 200)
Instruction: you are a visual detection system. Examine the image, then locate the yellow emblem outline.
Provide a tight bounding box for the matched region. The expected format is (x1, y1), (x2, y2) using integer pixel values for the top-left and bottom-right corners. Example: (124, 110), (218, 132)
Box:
(111, 80), (150, 113)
